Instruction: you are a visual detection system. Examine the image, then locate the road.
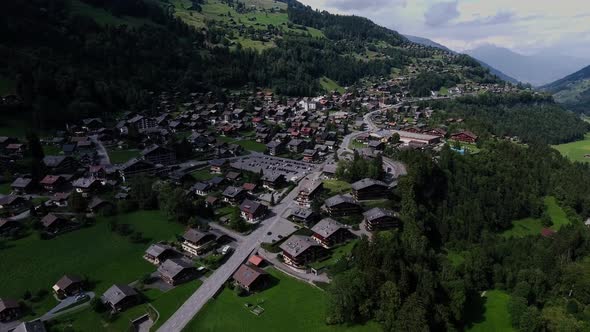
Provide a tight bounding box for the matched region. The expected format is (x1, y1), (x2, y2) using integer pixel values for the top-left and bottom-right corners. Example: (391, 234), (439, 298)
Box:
(156, 174), (312, 332)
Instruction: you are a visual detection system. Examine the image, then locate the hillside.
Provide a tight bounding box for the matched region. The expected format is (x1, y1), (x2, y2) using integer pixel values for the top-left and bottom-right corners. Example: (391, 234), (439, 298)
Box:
(404, 35), (518, 84)
(466, 44), (588, 86)
(542, 65), (590, 113)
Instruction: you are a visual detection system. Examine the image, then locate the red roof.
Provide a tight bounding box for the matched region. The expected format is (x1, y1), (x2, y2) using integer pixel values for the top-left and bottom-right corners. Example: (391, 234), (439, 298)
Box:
(248, 255), (264, 266)
(243, 183), (257, 191)
(40, 175), (62, 185)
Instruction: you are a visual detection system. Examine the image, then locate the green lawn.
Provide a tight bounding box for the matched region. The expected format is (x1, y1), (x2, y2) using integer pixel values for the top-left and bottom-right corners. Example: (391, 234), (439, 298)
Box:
(0, 182), (11, 194)
(191, 168), (216, 182)
(0, 117), (32, 138)
(236, 140), (267, 152)
(108, 148), (141, 164)
(467, 290), (514, 332)
(183, 268), (380, 332)
(151, 281), (202, 330)
(502, 196), (571, 238)
(323, 180), (351, 196)
(320, 77), (345, 94)
(0, 210), (184, 300)
(553, 133), (590, 163)
(0, 75), (15, 95)
(43, 145), (63, 155)
(310, 240), (357, 271)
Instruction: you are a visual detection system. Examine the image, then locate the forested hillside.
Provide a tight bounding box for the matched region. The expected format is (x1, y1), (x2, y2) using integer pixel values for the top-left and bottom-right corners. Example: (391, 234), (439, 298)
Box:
(543, 65), (590, 114)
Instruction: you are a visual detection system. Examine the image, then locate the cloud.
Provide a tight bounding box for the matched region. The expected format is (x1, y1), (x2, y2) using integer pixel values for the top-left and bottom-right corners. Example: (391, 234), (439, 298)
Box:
(324, 0), (406, 11)
(424, 1), (460, 27)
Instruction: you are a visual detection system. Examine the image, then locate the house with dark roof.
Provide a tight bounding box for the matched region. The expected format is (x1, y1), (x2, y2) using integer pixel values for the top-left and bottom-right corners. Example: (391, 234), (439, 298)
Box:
(363, 207), (400, 231)
(52, 275), (84, 299)
(302, 149), (318, 163)
(232, 264), (269, 292)
(0, 219), (19, 235)
(42, 156), (79, 174)
(239, 199), (268, 224)
(0, 298), (21, 322)
(144, 243), (179, 265)
(0, 195), (29, 214)
(158, 258), (198, 286)
(279, 235), (326, 268)
(289, 208), (317, 225)
(287, 139), (306, 153)
(118, 159), (155, 179)
(311, 218), (352, 248)
(209, 159), (230, 174)
(101, 284), (139, 312)
(324, 195), (361, 217)
(141, 145), (176, 165)
(192, 182), (212, 197)
(351, 178), (390, 201)
(12, 320), (47, 332)
(10, 177), (34, 194)
(451, 130), (478, 143)
(262, 173), (286, 191)
(72, 177), (102, 196)
(266, 141), (285, 156)
(88, 197), (115, 214)
(40, 214), (70, 234)
(296, 179), (323, 208)
(181, 229), (217, 256)
(39, 175), (66, 193)
(222, 186), (247, 205)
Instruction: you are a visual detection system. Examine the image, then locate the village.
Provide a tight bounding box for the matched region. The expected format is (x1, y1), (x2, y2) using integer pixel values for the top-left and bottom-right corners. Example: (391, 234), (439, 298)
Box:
(0, 71), (518, 332)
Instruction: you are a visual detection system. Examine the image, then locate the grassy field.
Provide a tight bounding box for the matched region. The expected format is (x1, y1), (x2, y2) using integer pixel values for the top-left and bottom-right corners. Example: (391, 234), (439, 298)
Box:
(191, 168), (216, 182)
(467, 290), (513, 332)
(0, 117), (32, 138)
(0, 210), (184, 300)
(310, 240), (357, 271)
(236, 140), (267, 152)
(0, 182), (11, 194)
(71, 0), (155, 27)
(0, 75), (15, 96)
(320, 77), (346, 94)
(553, 133), (590, 163)
(108, 148), (141, 164)
(502, 196), (571, 238)
(183, 268), (380, 332)
(323, 180), (351, 196)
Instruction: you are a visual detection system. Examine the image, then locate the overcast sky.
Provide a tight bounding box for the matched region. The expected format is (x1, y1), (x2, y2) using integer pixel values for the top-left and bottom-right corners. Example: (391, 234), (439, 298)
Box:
(298, 0), (590, 59)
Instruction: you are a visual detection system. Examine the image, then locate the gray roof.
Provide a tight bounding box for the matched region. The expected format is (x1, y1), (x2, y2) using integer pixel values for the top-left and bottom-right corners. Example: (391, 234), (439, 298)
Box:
(145, 243), (173, 258)
(0, 298), (19, 312)
(12, 320), (47, 332)
(158, 258), (194, 279)
(102, 284), (137, 305)
(11, 177), (32, 188)
(363, 207), (397, 221)
(311, 218), (345, 238)
(222, 186), (244, 198)
(290, 208), (314, 219)
(351, 178), (389, 191)
(183, 228), (215, 244)
(43, 155), (67, 167)
(279, 235), (320, 257)
(324, 195), (357, 208)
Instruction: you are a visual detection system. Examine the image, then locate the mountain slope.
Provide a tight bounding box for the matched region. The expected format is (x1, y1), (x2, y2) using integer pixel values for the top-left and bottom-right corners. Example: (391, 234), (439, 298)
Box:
(404, 35), (518, 84)
(543, 65), (590, 113)
(466, 45), (589, 86)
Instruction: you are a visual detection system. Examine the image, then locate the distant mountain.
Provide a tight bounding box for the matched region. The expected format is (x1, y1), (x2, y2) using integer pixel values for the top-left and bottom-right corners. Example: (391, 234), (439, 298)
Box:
(404, 35), (518, 84)
(465, 45), (589, 86)
(543, 65), (590, 113)
(404, 35), (452, 52)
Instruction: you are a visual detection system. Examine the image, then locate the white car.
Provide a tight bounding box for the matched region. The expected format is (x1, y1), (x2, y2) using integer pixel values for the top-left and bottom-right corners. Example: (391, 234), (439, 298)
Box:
(221, 245), (233, 255)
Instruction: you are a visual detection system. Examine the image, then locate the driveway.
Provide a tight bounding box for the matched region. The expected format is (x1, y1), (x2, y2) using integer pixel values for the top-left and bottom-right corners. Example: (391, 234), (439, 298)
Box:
(41, 291), (95, 321)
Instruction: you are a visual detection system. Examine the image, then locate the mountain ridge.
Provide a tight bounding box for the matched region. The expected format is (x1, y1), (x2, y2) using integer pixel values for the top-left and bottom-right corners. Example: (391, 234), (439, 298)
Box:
(542, 64), (590, 113)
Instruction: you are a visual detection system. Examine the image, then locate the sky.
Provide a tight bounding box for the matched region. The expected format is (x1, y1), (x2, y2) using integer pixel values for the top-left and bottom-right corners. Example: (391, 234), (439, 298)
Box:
(297, 0), (590, 59)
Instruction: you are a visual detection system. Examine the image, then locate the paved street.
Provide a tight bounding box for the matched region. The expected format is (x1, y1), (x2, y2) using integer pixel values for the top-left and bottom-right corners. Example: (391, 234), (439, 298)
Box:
(90, 135), (110, 166)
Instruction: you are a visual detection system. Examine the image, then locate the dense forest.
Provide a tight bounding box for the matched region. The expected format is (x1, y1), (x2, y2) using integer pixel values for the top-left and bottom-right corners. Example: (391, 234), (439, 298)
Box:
(421, 93), (589, 144)
(327, 143), (590, 331)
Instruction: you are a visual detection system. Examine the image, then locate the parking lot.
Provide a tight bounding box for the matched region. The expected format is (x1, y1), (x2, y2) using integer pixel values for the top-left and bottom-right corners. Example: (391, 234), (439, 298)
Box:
(231, 155), (319, 182)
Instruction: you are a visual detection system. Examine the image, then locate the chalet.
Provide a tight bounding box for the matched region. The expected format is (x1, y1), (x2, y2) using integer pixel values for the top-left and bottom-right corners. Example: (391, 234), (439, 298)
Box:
(118, 159), (155, 179)
(0, 195), (29, 213)
(363, 207), (400, 231)
(12, 320), (47, 332)
(262, 173), (286, 190)
(40, 175), (66, 193)
(451, 130), (478, 143)
(0, 298), (21, 322)
(225, 171), (241, 182)
(40, 214), (69, 233)
(205, 196), (220, 208)
(49, 192), (70, 208)
(209, 159), (230, 174)
(101, 284), (139, 312)
(192, 182), (212, 197)
(368, 140), (385, 150)
(181, 228), (217, 256)
(311, 218), (351, 248)
(248, 255), (265, 267)
(0, 219), (19, 235)
(222, 186), (247, 205)
(280, 235), (326, 268)
(43, 156), (79, 174)
(10, 177), (34, 194)
(266, 141), (285, 156)
(141, 145), (177, 165)
(72, 178), (102, 196)
(158, 258), (198, 286)
(296, 179), (323, 208)
(88, 197), (115, 214)
(289, 208), (317, 225)
(6, 143), (25, 157)
(390, 130), (440, 145)
(242, 182), (258, 194)
(425, 127), (447, 137)
(302, 149), (318, 163)
(0, 137), (18, 149)
(52, 275), (84, 299)
(287, 139), (306, 153)
(324, 195), (361, 216)
(81, 118), (103, 130)
(240, 199), (268, 224)
(128, 115), (156, 132)
(144, 243), (179, 265)
(351, 178), (390, 201)
(208, 176), (225, 188)
(232, 264), (268, 292)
